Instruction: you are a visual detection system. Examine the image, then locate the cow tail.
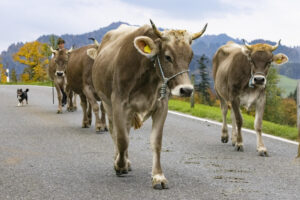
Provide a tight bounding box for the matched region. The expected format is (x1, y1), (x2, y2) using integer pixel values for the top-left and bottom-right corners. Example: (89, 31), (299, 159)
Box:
(132, 113), (143, 130)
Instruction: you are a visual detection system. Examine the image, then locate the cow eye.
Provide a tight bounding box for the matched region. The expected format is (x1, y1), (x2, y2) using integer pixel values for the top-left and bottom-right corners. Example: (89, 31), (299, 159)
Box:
(165, 55), (173, 63)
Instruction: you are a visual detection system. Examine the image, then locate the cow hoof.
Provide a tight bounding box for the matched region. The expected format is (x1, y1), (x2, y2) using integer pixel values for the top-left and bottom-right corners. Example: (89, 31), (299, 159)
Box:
(257, 147), (268, 157)
(57, 110), (62, 114)
(234, 144), (244, 152)
(96, 125), (108, 133)
(82, 123), (90, 128)
(73, 107), (77, 111)
(152, 174), (168, 190)
(114, 167), (128, 176)
(221, 136), (229, 143)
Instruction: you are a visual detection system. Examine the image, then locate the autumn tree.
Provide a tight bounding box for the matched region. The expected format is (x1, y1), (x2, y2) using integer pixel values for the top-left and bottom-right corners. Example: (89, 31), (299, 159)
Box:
(13, 41), (49, 81)
(10, 68), (18, 82)
(0, 61), (7, 83)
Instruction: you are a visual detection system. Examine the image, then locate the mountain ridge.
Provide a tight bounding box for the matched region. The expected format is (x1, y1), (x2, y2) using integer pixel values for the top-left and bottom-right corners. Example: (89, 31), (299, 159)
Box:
(1, 21), (299, 79)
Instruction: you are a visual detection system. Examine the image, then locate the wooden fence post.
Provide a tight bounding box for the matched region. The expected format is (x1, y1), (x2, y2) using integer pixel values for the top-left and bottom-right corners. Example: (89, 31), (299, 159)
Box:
(297, 80), (300, 158)
(190, 74), (195, 108)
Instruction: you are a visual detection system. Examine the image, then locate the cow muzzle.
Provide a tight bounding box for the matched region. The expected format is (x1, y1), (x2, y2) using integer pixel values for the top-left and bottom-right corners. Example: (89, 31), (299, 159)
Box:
(55, 71), (65, 77)
(249, 74), (266, 88)
(171, 84), (194, 97)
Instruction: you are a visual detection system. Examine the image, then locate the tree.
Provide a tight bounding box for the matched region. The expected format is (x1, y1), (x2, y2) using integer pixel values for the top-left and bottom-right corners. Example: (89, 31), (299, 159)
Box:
(288, 88), (297, 101)
(264, 67), (283, 123)
(197, 54), (211, 105)
(13, 41), (49, 81)
(10, 68), (18, 82)
(0, 62), (7, 83)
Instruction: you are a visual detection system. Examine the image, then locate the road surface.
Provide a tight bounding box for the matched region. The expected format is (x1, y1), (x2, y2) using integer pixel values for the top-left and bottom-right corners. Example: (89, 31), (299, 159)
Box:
(0, 85), (300, 200)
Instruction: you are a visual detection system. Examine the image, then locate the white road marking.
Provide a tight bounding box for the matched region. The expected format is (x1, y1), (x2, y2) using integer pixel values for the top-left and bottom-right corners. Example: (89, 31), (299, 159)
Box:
(168, 110), (299, 145)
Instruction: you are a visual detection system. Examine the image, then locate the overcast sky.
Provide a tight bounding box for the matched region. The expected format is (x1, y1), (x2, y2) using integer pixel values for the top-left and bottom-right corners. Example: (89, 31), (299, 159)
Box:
(1, 0), (300, 52)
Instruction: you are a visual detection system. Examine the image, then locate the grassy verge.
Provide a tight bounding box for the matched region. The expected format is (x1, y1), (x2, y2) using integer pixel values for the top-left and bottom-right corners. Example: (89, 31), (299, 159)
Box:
(0, 81), (52, 87)
(169, 99), (298, 141)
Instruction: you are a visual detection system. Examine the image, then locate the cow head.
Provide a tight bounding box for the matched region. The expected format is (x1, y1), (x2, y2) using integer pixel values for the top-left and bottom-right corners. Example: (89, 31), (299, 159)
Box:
(50, 47), (73, 77)
(242, 40), (288, 88)
(133, 20), (207, 97)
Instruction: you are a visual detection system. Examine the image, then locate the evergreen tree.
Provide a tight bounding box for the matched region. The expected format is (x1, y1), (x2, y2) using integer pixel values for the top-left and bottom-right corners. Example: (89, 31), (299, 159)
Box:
(264, 67), (283, 122)
(198, 54), (211, 105)
(10, 68), (18, 82)
(288, 88), (297, 101)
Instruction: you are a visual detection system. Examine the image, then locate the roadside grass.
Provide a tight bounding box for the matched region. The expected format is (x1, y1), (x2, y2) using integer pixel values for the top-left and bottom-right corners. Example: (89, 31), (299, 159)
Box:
(0, 81), (52, 87)
(168, 99), (298, 141)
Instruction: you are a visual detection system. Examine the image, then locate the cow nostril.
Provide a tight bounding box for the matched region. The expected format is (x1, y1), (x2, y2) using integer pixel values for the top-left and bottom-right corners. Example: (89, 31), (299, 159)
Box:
(180, 87), (193, 97)
(254, 77), (265, 84)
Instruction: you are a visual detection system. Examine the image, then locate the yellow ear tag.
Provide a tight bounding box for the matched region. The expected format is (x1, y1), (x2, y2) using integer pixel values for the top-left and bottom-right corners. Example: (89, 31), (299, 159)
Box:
(276, 58), (282, 64)
(144, 45), (152, 54)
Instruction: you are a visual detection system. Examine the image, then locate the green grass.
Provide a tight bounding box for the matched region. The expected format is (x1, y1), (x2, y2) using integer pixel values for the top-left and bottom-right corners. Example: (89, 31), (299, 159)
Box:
(169, 99), (298, 141)
(0, 81), (52, 87)
(278, 75), (297, 97)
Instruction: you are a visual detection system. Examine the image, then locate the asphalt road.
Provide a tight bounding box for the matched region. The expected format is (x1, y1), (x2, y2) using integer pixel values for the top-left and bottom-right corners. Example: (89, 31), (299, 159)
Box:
(0, 85), (300, 200)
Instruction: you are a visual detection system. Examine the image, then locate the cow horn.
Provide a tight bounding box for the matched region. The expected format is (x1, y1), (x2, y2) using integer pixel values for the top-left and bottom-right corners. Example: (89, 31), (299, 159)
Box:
(243, 39), (252, 50)
(271, 39), (281, 51)
(150, 19), (163, 38)
(192, 23), (208, 40)
(88, 37), (100, 47)
(67, 47), (73, 54)
(50, 46), (57, 54)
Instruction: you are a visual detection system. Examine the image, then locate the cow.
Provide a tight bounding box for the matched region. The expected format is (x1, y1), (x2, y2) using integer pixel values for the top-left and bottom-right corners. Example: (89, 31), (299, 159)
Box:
(213, 40), (288, 156)
(65, 39), (107, 132)
(48, 47), (72, 114)
(88, 20), (207, 189)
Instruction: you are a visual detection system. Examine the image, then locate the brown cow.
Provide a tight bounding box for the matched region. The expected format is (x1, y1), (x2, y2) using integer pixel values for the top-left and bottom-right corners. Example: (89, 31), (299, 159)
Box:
(213, 40), (288, 156)
(65, 40), (107, 132)
(48, 47), (72, 113)
(89, 20), (207, 189)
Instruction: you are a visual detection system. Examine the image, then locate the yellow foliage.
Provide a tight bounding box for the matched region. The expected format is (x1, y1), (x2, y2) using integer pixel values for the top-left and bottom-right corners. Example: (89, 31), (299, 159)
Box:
(21, 73), (30, 82)
(33, 65), (47, 81)
(0, 63), (7, 83)
(13, 41), (49, 81)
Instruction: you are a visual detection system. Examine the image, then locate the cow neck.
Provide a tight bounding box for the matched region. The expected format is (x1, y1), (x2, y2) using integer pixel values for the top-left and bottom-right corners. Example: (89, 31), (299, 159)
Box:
(245, 53), (264, 88)
(154, 55), (189, 101)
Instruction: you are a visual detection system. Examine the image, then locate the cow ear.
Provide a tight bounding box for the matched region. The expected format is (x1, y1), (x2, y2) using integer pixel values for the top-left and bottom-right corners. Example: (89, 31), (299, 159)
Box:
(134, 36), (158, 59)
(87, 48), (98, 60)
(273, 53), (288, 65)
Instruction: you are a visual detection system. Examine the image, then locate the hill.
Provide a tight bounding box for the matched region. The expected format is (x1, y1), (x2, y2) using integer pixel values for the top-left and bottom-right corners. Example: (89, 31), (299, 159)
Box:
(278, 75), (297, 97)
(1, 21), (300, 80)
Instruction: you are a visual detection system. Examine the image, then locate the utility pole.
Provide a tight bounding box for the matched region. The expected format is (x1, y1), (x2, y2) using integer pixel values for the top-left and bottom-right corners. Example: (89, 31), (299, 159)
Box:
(297, 80), (300, 158)
(6, 69), (9, 83)
(190, 74), (195, 108)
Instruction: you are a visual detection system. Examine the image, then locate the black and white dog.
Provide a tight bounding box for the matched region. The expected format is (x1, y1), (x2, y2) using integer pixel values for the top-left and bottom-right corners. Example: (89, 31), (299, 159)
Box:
(17, 88), (29, 106)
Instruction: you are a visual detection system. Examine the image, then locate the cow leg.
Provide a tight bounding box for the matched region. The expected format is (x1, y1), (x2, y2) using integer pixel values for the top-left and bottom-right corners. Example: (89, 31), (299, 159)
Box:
(73, 93), (78, 111)
(55, 84), (63, 114)
(220, 98), (229, 143)
(87, 102), (92, 126)
(80, 95), (90, 128)
(255, 97), (268, 156)
(83, 86), (107, 132)
(231, 110), (238, 146)
(99, 102), (108, 131)
(231, 100), (244, 151)
(150, 100), (168, 189)
(66, 85), (74, 112)
(112, 101), (130, 175)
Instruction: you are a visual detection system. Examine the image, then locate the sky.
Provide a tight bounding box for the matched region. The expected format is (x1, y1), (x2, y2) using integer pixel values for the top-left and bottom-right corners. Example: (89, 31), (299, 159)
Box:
(1, 0), (300, 52)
